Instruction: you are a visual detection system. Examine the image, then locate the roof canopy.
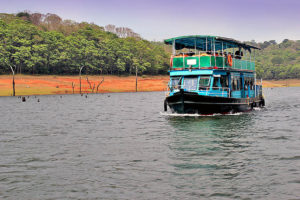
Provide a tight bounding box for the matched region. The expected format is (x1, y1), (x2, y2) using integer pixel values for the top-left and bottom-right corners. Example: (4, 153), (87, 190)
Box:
(164, 35), (260, 52)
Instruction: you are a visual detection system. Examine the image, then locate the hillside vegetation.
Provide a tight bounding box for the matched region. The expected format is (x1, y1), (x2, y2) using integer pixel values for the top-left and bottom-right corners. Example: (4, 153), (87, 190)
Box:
(0, 12), (300, 80)
(249, 40), (300, 79)
(0, 12), (169, 75)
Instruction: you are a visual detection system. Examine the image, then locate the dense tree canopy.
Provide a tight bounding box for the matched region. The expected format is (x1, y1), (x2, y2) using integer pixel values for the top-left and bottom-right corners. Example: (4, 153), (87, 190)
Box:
(251, 39), (300, 79)
(0, 13), (169, 75)
(0, 12), (299, 79)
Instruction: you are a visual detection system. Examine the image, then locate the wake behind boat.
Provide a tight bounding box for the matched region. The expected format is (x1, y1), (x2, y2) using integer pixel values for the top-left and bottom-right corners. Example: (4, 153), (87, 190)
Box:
(164, 35), (265, 114)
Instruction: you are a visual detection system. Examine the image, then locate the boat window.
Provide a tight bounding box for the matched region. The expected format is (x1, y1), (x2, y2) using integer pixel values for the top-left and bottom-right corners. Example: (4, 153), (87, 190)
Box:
(244, 77), (254, 90)
(250, 77), (254, 90)
(199, 75), (211, 90)
(183, 76), (198, 91)
(170, 76), (181, 90)
(237, 77), (241, 90)
(220, 75), (229, 88)
(213, 77), (221, 89)
(231, 76), (241, 91)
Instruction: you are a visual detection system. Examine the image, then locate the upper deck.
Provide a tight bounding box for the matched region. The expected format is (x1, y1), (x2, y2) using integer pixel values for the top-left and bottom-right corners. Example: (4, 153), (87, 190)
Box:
(172, 54), (255, 71)
(165, 35), (260, 72)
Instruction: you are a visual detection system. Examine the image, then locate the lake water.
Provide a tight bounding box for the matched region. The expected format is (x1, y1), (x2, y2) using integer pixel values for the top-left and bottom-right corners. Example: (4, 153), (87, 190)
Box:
(0, 87), (300, 200)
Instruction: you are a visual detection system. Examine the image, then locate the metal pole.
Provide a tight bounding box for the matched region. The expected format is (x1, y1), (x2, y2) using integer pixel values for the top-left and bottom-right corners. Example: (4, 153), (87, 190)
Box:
(250, 50), (251, 63)
(245, 49), (247, 70)
(198, 47), (201, 69)
(249, 50), (251, 70)
(206, 37), (207, 52)
(183, 54), (185, 68)
(211, 38), (213, 53)
(253, 49), (255, 71)
(222, 42), (224, 69)
(214, 39), (216, 67)
(254, 73), (256, 97)
(233, 47), (235, 69)
(194, 38), (196, 54)
(172, 39), (176, 55)
(210, 38), (212, 66)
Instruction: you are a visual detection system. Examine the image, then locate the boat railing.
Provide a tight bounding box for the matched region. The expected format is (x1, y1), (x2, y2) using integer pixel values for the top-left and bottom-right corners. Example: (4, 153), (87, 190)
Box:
(170, 85), (231, 97)
(171, 55), (255, 71)
(201, 87), (231, 97)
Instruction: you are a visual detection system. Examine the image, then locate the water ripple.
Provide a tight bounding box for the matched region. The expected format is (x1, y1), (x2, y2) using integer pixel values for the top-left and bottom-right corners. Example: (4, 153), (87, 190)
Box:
(0, 88), (300, 199)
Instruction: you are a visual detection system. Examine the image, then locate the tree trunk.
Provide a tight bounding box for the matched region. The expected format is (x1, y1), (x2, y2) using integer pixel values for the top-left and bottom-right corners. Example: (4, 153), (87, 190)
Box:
(8, 64), (16, 96)
(135, 65), (138, 92)
(72, 82), (75, 94)
(79, 66), (85, 94)
(12, 72), (15, 96)
(79, 74), (82, 94)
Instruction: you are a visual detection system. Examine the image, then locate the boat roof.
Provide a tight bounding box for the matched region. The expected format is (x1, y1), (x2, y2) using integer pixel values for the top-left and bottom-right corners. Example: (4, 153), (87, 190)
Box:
(164, 35), (260, 51)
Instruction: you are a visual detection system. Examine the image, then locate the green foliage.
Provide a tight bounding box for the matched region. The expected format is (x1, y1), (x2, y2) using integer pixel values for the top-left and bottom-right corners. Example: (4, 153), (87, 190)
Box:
(248, 39), (300, 79)
(271, 57), (283, 65)
(1, 12), (299, 79)
(0, 13), (169, 75)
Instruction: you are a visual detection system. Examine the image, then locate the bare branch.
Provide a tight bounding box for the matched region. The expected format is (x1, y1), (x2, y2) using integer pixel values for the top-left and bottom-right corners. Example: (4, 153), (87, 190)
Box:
(86, 77), (93, 93)
(96, 77), (104, 93)
(71, 82), (75, 94)
(92, 83), (95, 93)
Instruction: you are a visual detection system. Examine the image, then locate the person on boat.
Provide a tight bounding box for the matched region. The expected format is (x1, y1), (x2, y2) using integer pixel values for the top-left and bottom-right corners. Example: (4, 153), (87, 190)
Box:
(178, 52), (189, 57)
(206, 51), (212, 55)
(188, 51), (195, 56)
(244, 80), (248, 90)
(200, 52), (210, 56)
(235, 48), (243, 59)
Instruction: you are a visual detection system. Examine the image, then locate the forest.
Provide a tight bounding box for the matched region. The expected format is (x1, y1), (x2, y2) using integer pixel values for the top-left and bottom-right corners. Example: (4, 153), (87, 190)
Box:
(247, 39), (300, 79)
(0, 12), (169, 76)
(0, 12), (299, 80)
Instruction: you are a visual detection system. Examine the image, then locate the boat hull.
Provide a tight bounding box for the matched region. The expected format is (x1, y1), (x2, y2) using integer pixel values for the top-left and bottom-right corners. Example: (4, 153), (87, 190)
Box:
(165, 90), (264, 114)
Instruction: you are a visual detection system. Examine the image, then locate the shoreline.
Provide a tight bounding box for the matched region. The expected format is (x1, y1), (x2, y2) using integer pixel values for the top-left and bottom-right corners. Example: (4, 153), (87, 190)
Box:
(0, 75), (299, 96)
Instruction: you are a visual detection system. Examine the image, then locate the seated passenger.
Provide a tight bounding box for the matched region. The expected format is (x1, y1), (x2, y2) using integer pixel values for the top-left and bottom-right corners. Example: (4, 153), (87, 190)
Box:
(178, 52), (188, 57)
(187, 51), (195, 56)
(235, 50), (243, 59)
(200, 52), (209, 56)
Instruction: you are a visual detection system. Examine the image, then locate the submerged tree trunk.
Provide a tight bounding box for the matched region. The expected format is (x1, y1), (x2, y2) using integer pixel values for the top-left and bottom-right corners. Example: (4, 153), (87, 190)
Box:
(8, 64), (16, 96)
(79, 66), (85, 94)
(135, 65), (138, 92)
(72, 82), (75, 94)
(12, 73), (15, 96)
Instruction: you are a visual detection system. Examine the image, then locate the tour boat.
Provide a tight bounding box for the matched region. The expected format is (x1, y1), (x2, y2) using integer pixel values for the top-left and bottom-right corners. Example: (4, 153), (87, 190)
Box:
(164, 35), (265, 114)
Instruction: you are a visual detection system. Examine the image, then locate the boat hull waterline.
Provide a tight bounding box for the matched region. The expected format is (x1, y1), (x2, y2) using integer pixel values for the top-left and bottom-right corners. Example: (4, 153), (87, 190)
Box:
(165, 90), (264, 114)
